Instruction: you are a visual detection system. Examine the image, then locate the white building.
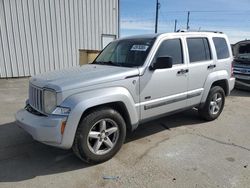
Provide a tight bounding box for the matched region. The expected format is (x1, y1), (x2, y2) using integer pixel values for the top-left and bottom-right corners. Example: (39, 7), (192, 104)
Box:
(0, 0), (119, 78)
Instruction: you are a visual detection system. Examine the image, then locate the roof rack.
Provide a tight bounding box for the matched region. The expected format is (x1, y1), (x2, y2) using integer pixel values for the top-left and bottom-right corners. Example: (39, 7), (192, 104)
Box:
(176, 29), (223, 34)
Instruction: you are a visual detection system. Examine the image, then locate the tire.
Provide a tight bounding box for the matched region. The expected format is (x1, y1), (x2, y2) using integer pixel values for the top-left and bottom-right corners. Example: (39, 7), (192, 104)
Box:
(199, 86), (225, 121)
(72, 107), (126, 164)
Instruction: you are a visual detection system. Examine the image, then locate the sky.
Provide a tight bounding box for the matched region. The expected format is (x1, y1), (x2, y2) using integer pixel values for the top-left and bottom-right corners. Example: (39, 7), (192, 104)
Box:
(120, 0), (250, 44)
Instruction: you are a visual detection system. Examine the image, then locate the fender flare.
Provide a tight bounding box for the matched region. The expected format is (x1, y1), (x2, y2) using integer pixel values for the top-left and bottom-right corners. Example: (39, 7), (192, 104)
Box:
(60, 87), (139, 149)
(201, 70), (229, 104)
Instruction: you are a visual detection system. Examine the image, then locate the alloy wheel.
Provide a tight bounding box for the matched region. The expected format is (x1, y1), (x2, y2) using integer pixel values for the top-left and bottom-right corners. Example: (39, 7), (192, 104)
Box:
(87, 119), (119, 155)
(209, 93), (223, 115)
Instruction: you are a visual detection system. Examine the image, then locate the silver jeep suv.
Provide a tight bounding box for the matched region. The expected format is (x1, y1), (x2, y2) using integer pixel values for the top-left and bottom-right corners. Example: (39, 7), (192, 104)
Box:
(16, 31), (235, 163)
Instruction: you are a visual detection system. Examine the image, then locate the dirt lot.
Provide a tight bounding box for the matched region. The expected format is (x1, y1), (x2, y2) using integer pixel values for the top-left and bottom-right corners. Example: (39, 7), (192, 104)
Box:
(0, 78), (250, 188)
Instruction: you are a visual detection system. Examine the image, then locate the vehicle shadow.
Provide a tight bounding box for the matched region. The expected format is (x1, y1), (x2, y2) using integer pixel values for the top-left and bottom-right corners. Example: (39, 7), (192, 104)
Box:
(126, 109), (203, 143)
(0, 109), (203, 182)
(0, 122), (89, 182)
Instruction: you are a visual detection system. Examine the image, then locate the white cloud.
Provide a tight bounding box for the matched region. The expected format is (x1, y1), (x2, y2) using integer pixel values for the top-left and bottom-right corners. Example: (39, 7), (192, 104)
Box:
(121, 20), (154, 31)
(121, 19), (175, 33)
(121, 19), (250, 44)
(198, 26), (250, 43)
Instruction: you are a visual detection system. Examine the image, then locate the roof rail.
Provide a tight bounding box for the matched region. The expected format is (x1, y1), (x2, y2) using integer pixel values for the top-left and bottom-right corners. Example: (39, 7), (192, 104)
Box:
(176, 29), (223, 34)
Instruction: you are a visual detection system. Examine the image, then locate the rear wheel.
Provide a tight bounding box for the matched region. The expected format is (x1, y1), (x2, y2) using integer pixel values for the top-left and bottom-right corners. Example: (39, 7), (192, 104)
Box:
(199, 86), (225, 121)
(73, 108), (126, 164)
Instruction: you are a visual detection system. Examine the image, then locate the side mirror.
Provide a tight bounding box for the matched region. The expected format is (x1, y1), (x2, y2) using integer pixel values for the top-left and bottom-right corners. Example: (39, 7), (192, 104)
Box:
(150, 56), (173, 70)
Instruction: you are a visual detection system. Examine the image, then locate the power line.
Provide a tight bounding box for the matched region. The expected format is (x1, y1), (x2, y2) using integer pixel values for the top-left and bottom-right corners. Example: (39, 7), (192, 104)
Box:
(160, 10), (250, 13)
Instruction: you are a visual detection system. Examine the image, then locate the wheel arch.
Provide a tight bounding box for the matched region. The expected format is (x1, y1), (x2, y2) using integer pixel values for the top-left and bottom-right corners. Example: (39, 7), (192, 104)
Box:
(78, 101), (134, 132)
(211, 79), (229, 96)
(200, 70), (230, 107)
(60, 87), (139, 149)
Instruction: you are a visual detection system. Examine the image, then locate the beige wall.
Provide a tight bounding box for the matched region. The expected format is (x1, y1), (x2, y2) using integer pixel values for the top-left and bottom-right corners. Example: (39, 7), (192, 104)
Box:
(79, 50), (100, 65)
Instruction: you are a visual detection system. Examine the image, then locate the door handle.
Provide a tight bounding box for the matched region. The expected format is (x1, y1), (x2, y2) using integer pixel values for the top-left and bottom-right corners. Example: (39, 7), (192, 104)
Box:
(177, 69), (189, 75)
(207, 64), (216, 69)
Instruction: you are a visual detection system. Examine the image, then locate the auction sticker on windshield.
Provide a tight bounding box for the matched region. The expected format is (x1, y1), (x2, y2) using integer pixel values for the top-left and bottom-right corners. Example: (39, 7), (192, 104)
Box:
(131, 45), (149, 51)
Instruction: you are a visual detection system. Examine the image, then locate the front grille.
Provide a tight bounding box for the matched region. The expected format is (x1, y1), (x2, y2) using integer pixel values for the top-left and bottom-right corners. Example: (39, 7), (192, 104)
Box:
(25, 104), (46, 116)
(29, 84), (44, 112)
(234, 72), (250, 76)
(233, 67), (250, 75)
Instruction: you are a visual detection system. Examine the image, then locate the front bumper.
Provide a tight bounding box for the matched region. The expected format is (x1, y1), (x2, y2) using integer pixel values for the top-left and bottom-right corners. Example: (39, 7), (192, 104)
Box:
(234, 74), (250, 90)
(235, 80), (250, 90)
(15, 109), (68, 148)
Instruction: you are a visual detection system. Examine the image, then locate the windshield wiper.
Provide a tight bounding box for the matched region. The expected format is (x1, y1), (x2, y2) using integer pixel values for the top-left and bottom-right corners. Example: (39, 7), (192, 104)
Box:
(93, 61), (121, 66)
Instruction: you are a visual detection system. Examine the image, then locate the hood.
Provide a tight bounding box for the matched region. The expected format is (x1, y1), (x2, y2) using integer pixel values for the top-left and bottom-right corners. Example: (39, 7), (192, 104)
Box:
(30, 64), (139, 92)
(233, 40), (250, 56)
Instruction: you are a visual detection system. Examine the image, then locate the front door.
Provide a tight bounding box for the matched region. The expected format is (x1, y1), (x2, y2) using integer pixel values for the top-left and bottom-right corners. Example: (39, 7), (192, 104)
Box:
(139, 38), (188, 121)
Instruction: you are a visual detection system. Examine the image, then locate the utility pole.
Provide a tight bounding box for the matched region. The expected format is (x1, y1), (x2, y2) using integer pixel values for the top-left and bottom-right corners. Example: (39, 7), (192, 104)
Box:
(186, 11), (190, 30)
(155, 0), (160, 33)
(174, 19), (177, 32)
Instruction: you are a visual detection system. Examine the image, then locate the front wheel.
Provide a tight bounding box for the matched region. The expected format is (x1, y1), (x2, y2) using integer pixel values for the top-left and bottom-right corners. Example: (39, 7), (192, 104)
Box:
(199, 86), (225, 121)
(73, 108), (126, 164)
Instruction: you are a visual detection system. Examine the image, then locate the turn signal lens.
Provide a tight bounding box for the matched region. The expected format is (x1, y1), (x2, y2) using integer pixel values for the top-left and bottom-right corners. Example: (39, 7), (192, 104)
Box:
(61, 121), (67, 135)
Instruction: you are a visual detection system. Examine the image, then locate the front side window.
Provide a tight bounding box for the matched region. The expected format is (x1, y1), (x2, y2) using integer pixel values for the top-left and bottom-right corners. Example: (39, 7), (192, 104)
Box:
(187, 38), (211, 63)
(213, 37), (230, 59)
(93, 38), (155, 67)
(154, 39), (183, 65)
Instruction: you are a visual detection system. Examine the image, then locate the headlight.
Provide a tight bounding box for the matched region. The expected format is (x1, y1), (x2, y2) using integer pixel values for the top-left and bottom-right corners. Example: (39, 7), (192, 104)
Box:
(43, 89), (57, 114)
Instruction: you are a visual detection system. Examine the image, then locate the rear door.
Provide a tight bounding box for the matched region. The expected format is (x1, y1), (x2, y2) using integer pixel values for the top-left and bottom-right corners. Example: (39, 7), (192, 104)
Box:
(185, 37), (215, 107)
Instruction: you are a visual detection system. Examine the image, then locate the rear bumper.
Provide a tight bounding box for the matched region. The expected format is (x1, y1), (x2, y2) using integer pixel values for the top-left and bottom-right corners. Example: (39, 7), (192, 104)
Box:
(15, 109), (68, 148)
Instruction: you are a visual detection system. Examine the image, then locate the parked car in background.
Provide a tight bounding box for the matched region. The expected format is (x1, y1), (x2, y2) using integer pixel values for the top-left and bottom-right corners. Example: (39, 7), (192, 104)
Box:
(16, 31), (235, 164)
(232, 40), (250, 90)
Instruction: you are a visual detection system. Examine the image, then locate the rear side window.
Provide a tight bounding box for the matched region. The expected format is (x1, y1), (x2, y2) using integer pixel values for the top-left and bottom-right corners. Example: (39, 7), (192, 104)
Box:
(187, 38), (211, 63)
(155, 39), (183, 65)
(213, 37), (230, 59)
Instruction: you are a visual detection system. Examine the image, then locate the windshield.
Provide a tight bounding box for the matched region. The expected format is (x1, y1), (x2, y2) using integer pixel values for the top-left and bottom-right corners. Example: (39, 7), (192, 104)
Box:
(93, 38), (155, 67)
(237, 53), (250, 59)
(236, 44), (250, 60)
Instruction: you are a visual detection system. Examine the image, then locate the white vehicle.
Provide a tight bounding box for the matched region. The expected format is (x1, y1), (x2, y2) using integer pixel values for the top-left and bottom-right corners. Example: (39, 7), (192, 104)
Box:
(16, 31), (235, 163)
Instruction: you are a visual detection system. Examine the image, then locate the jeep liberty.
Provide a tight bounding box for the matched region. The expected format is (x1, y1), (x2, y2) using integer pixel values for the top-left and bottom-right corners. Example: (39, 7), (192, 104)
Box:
(16, 31), (235, 163)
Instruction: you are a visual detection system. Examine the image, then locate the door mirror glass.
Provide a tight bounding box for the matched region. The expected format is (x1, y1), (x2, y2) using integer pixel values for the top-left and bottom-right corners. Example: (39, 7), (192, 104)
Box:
(150, 56), (173, 70)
